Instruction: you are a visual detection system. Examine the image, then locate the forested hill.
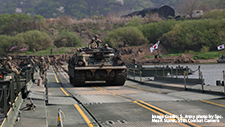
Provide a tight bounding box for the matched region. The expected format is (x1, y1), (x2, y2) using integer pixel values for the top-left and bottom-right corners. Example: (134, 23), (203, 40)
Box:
(1, 0), (225, 18)
(0, 0), (184, 18)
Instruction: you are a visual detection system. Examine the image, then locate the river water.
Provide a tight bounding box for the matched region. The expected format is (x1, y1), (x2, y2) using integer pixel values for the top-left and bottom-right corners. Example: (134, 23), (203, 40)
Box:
(144, 63), (225, 86)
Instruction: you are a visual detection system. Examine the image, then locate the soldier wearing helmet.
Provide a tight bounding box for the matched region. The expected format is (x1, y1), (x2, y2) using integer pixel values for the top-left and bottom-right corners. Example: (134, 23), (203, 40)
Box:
(132, 58), (137, 65)
(101, 44), (112, 52)
(3, 56), (20, 75)
(104, 44), (108, 49)
(88, 38), (98, 49)
(45, 56), (51, 69)
(94, 35), (102, 47)
(39, 56), (47, 80)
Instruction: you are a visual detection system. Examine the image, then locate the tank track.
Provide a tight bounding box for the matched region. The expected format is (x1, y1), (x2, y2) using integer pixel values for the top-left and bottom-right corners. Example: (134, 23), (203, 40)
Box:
(107, 69), (127, 86)
(73, 71), (85, 86)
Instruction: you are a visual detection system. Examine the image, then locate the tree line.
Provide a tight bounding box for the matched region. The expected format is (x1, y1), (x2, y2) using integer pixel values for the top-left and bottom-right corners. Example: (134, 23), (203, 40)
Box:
(0, 13), (82, 56)
(103, 10), (225, 53)
(1, 9), (225, 56)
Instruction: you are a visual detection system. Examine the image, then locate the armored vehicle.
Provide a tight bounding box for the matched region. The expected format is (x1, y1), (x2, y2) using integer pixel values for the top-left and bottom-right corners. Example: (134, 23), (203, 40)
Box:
(68, 47), (127, 86)
(217, 55), (225, 63)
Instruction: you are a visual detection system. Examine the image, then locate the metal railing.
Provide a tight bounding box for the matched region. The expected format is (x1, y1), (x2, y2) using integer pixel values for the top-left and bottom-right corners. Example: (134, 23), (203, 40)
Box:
(0, 65), (35, 117)
(126, 64), (225, 94)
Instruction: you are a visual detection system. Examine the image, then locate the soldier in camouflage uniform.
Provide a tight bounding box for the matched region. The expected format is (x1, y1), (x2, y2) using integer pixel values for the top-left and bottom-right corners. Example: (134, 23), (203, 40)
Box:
(39, 57), (47, 80)
(3, 56), (20, 75)
(94, 35), (102, 47)
(88, 38), (98, 49)
(132, 58), (137, 65)
(45, 56), (51, 70)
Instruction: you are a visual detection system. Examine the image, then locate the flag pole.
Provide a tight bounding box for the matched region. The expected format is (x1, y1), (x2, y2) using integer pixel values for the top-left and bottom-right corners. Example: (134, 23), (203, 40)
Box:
(16, 42), (18, 63)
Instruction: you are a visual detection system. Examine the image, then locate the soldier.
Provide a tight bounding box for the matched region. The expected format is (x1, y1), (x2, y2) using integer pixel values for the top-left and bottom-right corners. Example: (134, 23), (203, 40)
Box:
(3, 56), (20, 75)
(65, 53), (67, 59)
(33, 48), (36, 54)
(45, 56), (51, 69)
(102, 44), (109, 50)
(39, 57), (47, 80)
(94, 35), (102, 47)
(102, 44), (112, 52)
(88, 38), (98, 49)
(132, 58), (137, 65)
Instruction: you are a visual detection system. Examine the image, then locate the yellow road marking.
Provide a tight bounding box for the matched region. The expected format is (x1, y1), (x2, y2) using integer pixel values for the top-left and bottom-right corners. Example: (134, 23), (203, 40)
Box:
(14, 92), (21, 103)
(0, 118), (6, 127)
(74, 104), (94, 127)
(140, 101), (200, 127)
(51, 66), (55, 73)
(113, 94), (131, 102)
(92, 86), (102, 91)
(93, 86), (131, 101)
(6, 108), (12, 116)
(93, 86), (200, 127)
(60, 87), (69, 96)
(127, 85), (165, 94)
(54, 74), (59, 83)
(96, 86), (139, 101)
(133, 101), (189, 127)
(1, 92), (23, 127)
(200, 99), (225, 108)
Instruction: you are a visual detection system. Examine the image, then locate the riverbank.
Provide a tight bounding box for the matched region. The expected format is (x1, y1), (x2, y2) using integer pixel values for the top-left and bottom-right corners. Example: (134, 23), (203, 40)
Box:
(119, 44), (219, 65)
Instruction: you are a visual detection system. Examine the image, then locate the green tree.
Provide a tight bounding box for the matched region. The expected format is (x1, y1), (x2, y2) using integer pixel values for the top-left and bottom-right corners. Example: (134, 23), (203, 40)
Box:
(140, 20), (177, 43)
(161, 19), (224, 52)
(54, 30), (82, 47)
(15, 30), (53, 51)
(104, 26), (148, 47)
(0, 35), (14, 55)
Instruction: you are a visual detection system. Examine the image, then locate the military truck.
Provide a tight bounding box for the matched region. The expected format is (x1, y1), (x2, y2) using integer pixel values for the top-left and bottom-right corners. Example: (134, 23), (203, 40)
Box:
(68, 47), (127, 86)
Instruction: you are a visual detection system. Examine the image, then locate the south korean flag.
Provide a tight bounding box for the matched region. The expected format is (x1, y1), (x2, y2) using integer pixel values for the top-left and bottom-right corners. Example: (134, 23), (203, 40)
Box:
(217, 44), (224, 50)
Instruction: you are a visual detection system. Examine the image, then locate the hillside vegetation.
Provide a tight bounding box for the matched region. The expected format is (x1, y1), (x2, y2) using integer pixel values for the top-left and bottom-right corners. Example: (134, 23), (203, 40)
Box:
(0, 0), (183, 18)
(1, 8), (225, 57)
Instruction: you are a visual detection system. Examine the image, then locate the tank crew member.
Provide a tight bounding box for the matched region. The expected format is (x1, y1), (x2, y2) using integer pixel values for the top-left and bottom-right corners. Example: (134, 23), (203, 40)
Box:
(89, 38), (98, 49)
(103, 44), (109, 50)
(78, 48), (84, 55)
(102, 44), (112, 52)
(94, 35), (102, 47)
(39, 57), (47, 80)
(3, 56), (20, 75)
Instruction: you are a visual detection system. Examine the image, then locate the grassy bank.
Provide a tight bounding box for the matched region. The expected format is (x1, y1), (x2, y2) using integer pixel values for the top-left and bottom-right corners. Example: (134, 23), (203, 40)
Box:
(156, 51), (221, 60)
(19, 46), (77, 56)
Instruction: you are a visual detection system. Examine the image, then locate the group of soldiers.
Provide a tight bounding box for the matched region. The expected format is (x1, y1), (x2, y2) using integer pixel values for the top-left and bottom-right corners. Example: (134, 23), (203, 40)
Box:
(1, 55), (51, 80)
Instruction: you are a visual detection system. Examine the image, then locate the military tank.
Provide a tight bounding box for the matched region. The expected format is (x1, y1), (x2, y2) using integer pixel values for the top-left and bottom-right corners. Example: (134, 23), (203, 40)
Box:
(68, 46), (127, 86)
